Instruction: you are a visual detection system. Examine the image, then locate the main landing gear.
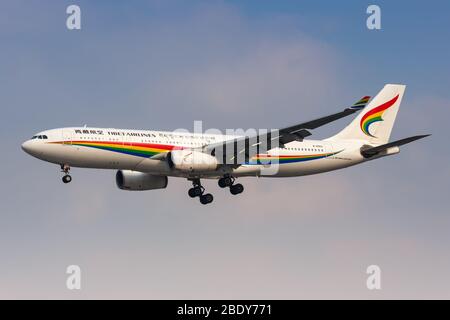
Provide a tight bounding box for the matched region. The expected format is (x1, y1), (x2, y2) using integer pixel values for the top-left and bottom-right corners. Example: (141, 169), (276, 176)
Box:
(61, 164), (72, 184)
(218, 175), (244, 195)
(187, 175), (244, 205)
(188, 179), (214, 205)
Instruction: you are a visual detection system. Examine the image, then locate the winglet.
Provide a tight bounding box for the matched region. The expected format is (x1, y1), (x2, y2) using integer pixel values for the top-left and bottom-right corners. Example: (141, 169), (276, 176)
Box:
(349, 96), (371, 110)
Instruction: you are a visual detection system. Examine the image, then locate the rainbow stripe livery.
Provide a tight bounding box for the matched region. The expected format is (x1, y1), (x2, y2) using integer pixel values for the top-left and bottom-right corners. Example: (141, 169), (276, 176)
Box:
(360, 95), (399, 137)
(248, 151), (341, 164)
(53, 140), (341, 164)
(53, 141), (176, 158)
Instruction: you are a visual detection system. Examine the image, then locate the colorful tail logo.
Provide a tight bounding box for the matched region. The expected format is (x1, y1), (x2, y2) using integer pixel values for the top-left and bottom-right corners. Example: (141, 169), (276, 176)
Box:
(360, 95), (399, 137)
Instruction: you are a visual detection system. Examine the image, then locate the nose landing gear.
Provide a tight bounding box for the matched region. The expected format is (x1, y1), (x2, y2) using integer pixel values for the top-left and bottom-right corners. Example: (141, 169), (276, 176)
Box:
(188, 179), (214, 205)
(62, 175), (72, 184)
(61, 164), (72, 184)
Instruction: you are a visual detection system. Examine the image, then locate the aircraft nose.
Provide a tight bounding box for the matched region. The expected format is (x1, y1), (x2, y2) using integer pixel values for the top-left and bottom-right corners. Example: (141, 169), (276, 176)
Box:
(21, 140), (32, 153)
(21, 140), (40, 157)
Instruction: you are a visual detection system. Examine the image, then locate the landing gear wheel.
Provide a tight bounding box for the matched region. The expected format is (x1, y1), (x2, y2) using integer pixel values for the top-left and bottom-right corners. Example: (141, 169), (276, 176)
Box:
(218, 176), (233, 188)
(61, 164), (71, 184)
(200, 193), (213, 204)
(62, 175), (72, 184)
(188, 186), (203, 198)
(223, 176), (232, 186)
(218, 178), (227, 188)
(230, 183), (244, 195)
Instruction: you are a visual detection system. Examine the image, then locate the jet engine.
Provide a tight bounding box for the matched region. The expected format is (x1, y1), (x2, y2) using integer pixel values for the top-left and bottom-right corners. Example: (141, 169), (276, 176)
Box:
(169, 149), (218, 172)
(116, 170), (168, 191)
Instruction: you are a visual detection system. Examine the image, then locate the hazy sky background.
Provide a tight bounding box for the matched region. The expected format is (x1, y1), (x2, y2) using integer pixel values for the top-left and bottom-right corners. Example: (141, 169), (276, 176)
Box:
(0, 0), (449, 299)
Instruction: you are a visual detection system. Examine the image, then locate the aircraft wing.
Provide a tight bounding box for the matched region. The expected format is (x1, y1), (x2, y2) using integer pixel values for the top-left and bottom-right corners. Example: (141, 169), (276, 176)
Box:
(276, 96), (370, 144)
(203, 96), (371, 164)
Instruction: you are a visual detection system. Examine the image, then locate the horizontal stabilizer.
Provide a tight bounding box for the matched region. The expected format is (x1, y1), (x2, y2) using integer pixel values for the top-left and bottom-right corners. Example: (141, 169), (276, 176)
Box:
(361, 134), (430, 158)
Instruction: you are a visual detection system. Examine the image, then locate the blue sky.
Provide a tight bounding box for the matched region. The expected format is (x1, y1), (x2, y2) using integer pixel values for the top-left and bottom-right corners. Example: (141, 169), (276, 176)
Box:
(0, 0), (449, 298)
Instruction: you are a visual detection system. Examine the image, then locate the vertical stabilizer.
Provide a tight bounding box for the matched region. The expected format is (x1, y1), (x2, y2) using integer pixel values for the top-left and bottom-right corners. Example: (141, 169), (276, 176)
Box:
(330, 84), (406, 144)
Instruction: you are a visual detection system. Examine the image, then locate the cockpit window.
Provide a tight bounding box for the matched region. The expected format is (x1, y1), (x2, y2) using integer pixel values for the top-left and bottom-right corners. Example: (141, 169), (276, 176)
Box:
(30, 135), (48, 140)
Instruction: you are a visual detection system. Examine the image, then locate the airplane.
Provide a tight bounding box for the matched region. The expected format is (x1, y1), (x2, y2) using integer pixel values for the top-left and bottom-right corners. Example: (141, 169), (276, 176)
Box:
(22, 84), (429, 205)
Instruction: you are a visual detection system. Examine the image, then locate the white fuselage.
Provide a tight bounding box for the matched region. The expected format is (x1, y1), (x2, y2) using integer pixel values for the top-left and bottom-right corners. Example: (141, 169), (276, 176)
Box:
(21, 127), (370, 178)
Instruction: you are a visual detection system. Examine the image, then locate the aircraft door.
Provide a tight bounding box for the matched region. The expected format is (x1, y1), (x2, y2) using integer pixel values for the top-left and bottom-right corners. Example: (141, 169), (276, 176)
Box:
(62, 128), (73, 145)
(325, 141), (334, 154)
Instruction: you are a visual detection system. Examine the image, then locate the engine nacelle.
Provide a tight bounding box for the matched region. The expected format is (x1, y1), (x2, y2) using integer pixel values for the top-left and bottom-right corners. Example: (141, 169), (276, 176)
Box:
(116, 170), (168, 191)
(169, 149), (218, 172)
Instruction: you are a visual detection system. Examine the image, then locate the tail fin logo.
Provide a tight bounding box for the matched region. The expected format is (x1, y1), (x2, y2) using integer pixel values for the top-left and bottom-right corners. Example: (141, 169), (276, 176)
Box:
(360, 95), (399, 137)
